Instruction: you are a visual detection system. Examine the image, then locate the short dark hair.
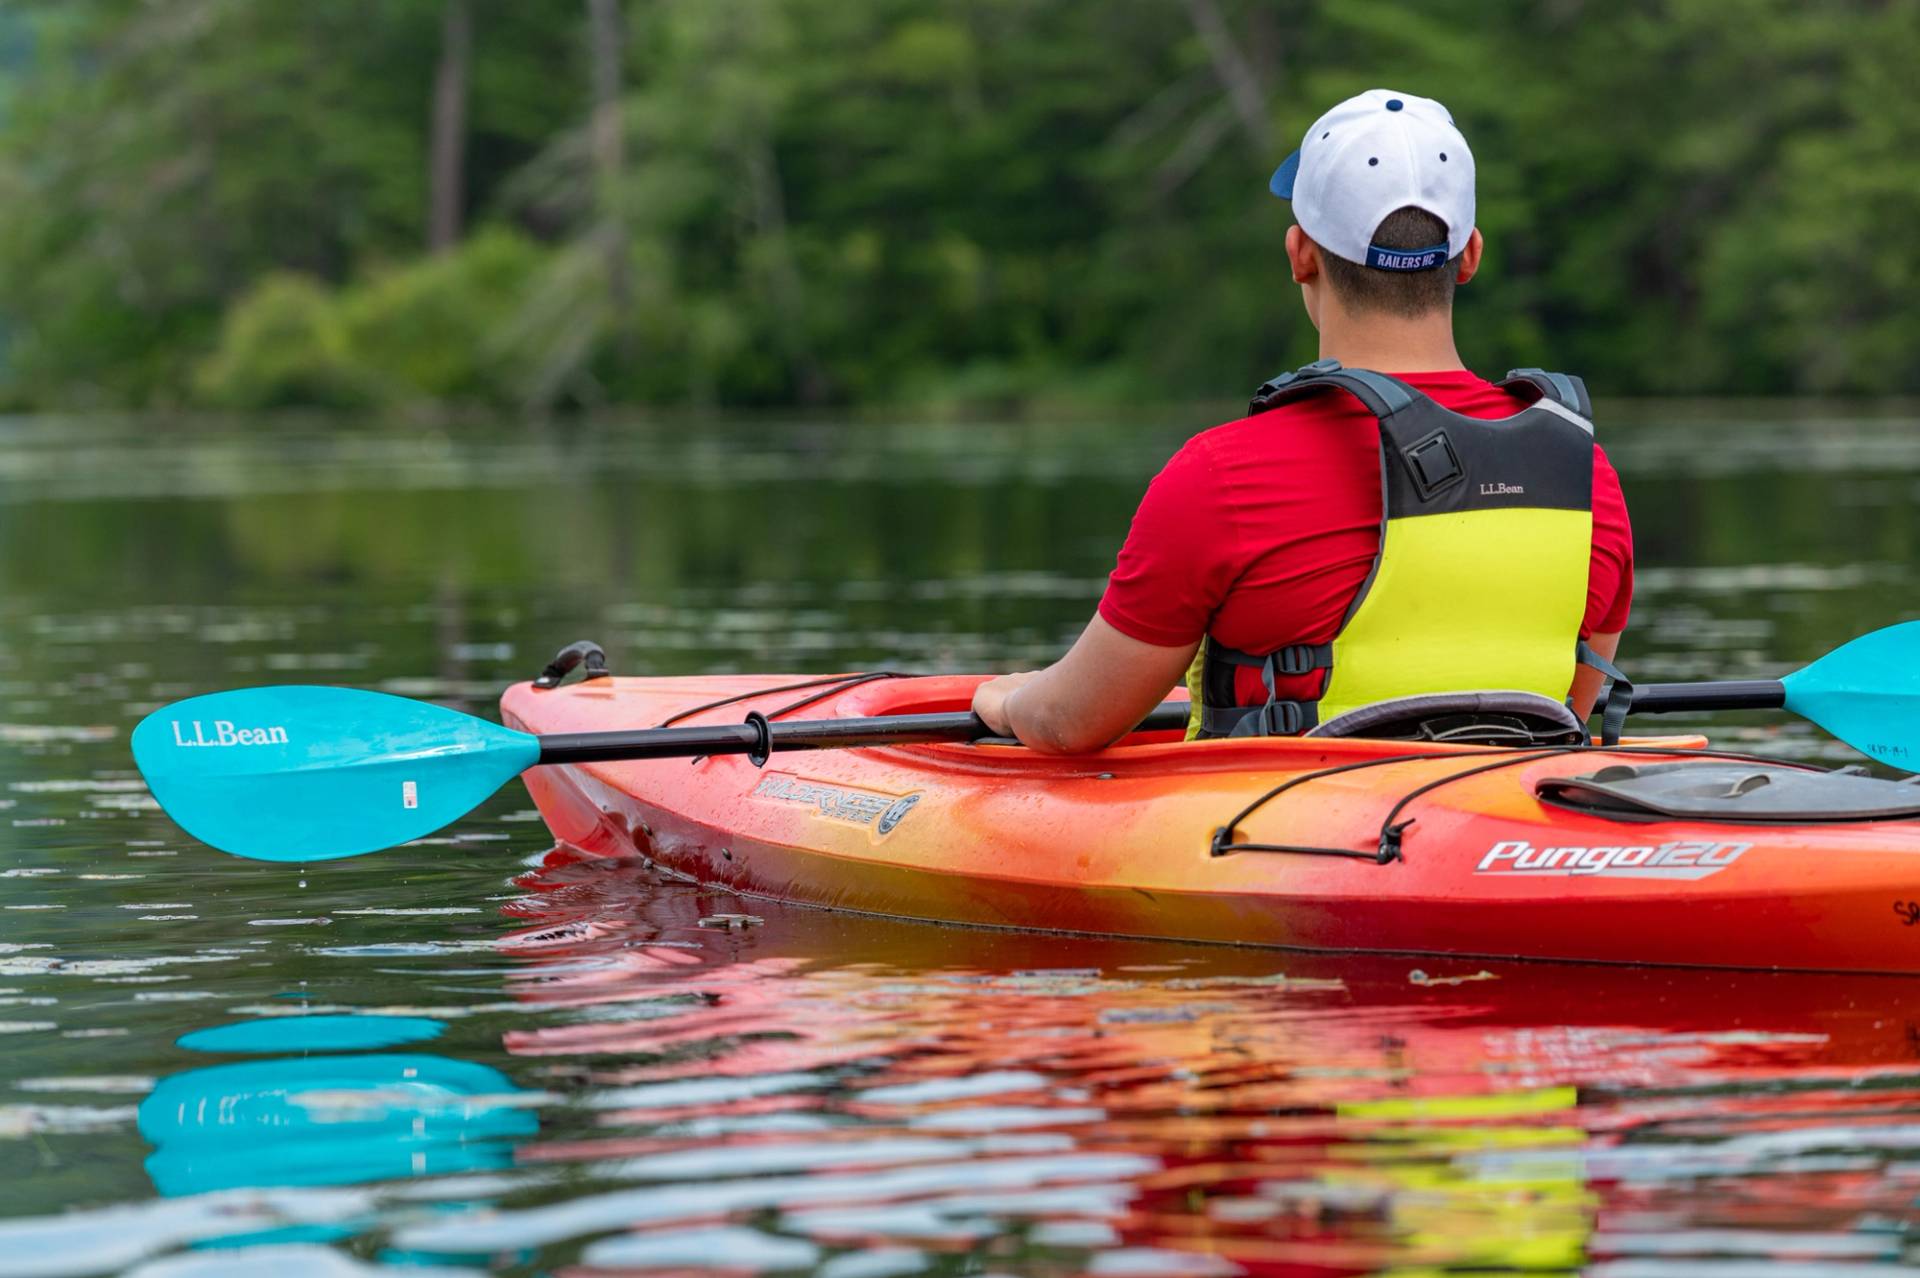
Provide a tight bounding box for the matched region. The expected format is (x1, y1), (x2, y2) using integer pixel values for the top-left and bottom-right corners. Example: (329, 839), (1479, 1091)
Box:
(1316, 206), (1460, 318)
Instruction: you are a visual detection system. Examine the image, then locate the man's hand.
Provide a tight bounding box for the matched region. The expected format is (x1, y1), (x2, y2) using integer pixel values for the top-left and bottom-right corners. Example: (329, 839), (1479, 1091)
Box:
(969, 617), (1199, 754)
(971, 670), (1039, 736)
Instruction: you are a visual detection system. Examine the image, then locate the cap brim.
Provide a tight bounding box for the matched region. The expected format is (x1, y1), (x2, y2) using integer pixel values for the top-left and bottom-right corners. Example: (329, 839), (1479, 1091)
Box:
(1269, 150), (1301, 199)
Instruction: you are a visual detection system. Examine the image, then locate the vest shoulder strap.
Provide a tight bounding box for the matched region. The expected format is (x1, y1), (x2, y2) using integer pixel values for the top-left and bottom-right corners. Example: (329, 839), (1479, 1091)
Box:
(1250, 360), (1597, 435)
(1248, 359), (1416, 420)
(1499, 367), (1595, 428)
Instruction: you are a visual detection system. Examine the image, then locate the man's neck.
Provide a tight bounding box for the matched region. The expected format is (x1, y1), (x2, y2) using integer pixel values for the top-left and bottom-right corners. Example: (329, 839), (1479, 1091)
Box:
(1316, 310), (1466, 375)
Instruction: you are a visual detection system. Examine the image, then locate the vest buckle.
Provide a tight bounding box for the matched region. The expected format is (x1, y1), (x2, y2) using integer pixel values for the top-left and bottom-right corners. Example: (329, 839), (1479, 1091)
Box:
(1271, 644), (1333, 677)
(1243, 700), (1308, 736)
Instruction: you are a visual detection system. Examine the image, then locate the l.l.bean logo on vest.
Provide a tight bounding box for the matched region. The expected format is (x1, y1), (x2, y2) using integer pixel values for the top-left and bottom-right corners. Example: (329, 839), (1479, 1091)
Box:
(753, 772), (921, 837)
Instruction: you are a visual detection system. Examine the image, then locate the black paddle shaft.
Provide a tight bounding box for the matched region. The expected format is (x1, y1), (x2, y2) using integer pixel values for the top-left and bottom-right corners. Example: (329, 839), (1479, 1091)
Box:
(532, 680), (1790, 766)
(1627, 679), (1786, 714)
(536, 700), (1194, 764)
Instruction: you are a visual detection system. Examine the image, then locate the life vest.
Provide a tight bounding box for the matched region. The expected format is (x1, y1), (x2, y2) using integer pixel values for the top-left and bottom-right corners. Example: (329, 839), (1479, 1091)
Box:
(1188, 359), (1598, 739)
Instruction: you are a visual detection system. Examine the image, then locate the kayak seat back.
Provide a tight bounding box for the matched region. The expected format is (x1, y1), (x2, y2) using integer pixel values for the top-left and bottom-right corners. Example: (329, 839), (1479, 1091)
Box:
(1306, 690), (1585, 747)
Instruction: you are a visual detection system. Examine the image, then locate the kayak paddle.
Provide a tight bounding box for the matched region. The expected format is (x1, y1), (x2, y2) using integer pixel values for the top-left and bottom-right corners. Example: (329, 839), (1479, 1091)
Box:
(130, 621), (1920, 861)
(1625, 618), (1920, 771)
(130, 685), (1189, 861)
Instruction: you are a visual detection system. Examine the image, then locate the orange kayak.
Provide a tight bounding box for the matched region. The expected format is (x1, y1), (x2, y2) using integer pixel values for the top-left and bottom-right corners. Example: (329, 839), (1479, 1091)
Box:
(501, 673), (1920, 974)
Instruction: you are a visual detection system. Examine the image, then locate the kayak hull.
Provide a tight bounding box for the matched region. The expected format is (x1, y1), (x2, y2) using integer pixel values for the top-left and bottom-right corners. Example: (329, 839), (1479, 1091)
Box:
(502, 675), (1920, 973)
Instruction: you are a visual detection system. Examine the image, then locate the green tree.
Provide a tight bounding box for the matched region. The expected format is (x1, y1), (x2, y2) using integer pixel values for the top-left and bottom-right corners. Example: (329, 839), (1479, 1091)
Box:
(3, 0), (1920, 410)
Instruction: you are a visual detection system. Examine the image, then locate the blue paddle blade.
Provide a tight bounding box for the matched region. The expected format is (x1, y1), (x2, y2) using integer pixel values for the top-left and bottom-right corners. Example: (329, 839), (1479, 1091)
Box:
(1781, 620), (1920, 772)
(131, 686), (541, 861)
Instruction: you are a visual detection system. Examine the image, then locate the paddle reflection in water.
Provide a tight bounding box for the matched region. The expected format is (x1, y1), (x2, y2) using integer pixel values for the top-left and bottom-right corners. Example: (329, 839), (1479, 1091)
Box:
(134, 1012), (539, 1265)
(395, 844), (1920, 1275)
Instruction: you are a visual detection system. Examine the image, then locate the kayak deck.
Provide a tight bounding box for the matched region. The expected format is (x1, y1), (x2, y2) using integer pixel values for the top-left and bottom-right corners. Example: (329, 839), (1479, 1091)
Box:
(502, 673), (1920, 974)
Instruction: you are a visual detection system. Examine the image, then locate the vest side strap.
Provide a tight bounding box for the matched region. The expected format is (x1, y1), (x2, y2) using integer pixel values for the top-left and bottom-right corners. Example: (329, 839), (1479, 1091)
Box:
(1206, 643), (1333, 675)
(1578, 640), (1634, 747)
(1199, 704), (1255, 737)
(1200, 700), (1319, 738)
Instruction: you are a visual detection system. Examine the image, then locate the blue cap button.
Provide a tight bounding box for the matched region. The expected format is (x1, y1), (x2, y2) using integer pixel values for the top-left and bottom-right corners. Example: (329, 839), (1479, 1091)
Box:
(1386, 99), (1404, 111)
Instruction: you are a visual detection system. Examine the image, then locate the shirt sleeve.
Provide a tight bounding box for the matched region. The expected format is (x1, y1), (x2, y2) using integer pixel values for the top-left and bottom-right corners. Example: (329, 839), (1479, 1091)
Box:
(1097, 437), (1238, 648)
(1583, 444), (1634, 637)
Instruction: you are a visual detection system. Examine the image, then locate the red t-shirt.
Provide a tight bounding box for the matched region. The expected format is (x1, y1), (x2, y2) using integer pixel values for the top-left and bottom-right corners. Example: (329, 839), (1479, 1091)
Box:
(1098, 370), (1634, 706)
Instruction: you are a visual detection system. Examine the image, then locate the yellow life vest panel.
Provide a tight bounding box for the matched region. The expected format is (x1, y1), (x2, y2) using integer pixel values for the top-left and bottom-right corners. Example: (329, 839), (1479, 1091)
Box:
(1189, 361), (1597, 739)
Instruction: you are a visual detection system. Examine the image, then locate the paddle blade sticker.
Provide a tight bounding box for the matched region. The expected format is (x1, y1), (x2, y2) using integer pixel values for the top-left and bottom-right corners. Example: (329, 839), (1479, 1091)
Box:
(1782, 620), (1920, 772)
(131, 686), (541, 860)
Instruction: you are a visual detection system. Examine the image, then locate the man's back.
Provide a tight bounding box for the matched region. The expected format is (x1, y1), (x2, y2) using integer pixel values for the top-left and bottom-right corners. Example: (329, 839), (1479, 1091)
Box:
(970, 90), (1634, 752)
(1099, 370), (1633, 709)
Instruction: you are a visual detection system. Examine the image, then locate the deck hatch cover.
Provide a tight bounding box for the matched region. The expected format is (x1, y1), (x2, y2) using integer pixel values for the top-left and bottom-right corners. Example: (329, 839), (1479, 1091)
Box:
(1537, 762), (1920, 824)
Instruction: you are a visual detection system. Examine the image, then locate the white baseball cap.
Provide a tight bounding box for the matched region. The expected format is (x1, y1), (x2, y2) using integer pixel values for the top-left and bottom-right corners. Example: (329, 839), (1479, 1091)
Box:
(1269, 89), (1475, 272)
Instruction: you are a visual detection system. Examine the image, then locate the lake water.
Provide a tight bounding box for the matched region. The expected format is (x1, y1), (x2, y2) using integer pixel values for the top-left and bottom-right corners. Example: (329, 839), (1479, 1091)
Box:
(0, 403), (1917, 1276)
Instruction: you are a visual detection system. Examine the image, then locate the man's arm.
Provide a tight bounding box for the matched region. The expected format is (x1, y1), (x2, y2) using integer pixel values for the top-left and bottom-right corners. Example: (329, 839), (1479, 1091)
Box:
(1569, 630), (1622, 720)
(972, 615), (1199, 755)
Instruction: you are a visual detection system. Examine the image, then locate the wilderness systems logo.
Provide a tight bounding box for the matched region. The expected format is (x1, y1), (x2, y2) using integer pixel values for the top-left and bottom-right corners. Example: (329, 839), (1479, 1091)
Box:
(171, 719), (289, 748)
(754, 773), (921, 836)
(1477, 839), (1750, 880)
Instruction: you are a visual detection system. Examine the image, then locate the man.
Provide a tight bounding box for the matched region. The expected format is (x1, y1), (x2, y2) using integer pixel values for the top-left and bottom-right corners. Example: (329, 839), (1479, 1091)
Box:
(973, 89), (1632, 752)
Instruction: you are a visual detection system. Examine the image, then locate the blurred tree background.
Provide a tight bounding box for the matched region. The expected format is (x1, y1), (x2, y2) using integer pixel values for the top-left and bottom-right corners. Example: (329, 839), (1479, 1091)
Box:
(0, 0), (1914, 416)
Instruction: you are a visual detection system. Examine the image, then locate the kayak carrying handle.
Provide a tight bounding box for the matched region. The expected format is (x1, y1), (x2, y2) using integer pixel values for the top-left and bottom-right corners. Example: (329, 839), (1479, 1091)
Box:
(534, 640), (611, 689)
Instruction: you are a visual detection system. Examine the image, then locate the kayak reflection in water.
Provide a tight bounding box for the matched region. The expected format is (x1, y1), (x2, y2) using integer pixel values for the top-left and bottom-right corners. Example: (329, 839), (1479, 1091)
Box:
(458, 853), (1920, 1275)
(973, 88), (1633, 752)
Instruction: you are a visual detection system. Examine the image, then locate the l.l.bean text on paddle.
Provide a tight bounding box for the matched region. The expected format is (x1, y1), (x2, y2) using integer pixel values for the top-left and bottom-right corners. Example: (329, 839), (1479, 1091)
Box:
(170, 719), (290, 748)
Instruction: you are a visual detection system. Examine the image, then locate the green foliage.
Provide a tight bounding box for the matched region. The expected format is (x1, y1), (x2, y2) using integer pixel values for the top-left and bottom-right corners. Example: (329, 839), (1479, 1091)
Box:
(1, 0), (1918, 411)
(195, 274), (367, 411)
(202, 229), (550, 410)
(340, 228), (549, 405)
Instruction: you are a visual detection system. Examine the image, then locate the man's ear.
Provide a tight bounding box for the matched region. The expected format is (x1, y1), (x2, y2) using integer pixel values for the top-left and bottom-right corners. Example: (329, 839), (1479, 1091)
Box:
(1455, 227), (1483, 285)
(1285, 225), (1320, 284)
